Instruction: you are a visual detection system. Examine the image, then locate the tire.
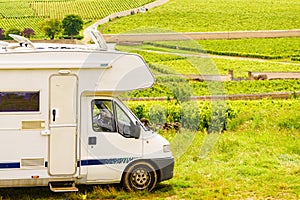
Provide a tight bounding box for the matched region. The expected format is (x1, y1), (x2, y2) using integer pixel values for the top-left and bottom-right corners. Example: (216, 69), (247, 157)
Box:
(122, 161), (158, 192)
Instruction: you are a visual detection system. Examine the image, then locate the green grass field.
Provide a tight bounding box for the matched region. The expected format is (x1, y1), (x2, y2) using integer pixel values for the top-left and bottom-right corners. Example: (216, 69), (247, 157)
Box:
(101, 0), (300, 33)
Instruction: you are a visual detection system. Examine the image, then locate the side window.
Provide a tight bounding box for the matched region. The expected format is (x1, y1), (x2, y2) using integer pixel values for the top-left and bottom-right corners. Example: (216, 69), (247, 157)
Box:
(0, 92), (39, 112)
(115, 103), (134, 137)
(92, 100), (115, 132)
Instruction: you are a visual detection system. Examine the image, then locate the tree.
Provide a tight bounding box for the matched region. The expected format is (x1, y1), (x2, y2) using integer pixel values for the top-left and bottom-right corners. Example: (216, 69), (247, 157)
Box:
(6, 28), (21, 39)
(21, 28), (35, 39)
(0, 28), (5, 40)
(41, 19), (62, 40)
(62, 14), (83, 39)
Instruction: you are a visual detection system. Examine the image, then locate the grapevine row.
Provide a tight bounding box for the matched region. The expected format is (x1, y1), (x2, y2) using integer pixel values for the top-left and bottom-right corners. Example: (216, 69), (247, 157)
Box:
(0, 0), (155, 37)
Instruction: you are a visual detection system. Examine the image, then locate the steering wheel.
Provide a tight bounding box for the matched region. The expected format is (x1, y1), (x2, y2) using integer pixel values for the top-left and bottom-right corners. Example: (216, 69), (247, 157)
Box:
(93, 112), (113, 131)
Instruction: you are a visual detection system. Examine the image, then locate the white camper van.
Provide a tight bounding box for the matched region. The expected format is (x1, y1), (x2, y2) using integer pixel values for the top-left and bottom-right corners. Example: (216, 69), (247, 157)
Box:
(0, 31), (174, 192)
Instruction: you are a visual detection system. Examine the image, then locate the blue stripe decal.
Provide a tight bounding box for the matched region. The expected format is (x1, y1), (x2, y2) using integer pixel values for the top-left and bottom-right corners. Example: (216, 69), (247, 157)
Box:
(0, 162), (20, 169)
(80, 157), (136, 166)
(0, 158), (136, 169)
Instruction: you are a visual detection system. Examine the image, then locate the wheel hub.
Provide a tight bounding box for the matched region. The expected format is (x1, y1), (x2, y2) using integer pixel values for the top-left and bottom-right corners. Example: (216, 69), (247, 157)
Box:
(131, 168), (151, 188)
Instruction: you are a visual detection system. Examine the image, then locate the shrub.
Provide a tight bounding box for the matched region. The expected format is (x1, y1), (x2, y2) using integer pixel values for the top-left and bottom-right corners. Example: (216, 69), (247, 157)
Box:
(21, 28), (35, 39)
(130, 104), (146, 119)
(181, 102), (199, 131)
(6, 28), (21, 39)
(0, 28), (5, 40)
(41, 19), (62, 39)
(62, 14), (83, 39)
(291, 57), (300, 61)
(170, 82), (193, 103)
(149, 104), (166, 127)
(165, 104), (181, 122)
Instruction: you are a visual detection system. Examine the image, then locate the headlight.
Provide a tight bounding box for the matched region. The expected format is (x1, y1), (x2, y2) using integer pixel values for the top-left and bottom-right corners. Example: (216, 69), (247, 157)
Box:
(163, 144), (171, 153)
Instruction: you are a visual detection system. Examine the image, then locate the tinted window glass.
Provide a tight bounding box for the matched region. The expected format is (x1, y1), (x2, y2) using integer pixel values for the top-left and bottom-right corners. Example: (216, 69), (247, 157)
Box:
(0, 92), (39, 112)
(92, 100), (116, 132)
(115, 103), (134, 137)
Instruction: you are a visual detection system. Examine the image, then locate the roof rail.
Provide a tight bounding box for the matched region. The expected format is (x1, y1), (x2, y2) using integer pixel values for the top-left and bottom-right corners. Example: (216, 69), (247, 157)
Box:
(1, 30), (108, 52)
(9, 34), (35, 49)
(88, 29), (108, 51)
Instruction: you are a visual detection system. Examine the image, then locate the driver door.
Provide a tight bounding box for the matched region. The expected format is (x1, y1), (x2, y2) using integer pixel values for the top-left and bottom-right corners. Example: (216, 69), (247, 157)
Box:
(86, 97), (142, 181)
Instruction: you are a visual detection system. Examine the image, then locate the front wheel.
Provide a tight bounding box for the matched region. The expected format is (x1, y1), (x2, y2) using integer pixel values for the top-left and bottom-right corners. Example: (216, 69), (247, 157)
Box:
(122, 161), (158, 192)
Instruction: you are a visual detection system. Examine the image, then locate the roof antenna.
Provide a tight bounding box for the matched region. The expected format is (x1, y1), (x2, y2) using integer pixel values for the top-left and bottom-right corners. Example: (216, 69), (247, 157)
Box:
(88, 29), (108, 51)
(9, 34), (35, 49)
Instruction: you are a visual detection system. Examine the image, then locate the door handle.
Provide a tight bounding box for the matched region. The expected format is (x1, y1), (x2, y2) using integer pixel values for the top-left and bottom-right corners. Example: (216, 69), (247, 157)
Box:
(52, 109), (56, 122)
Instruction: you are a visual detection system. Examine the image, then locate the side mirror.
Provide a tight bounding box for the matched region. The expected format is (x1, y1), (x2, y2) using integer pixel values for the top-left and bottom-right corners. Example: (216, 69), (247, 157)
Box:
(130, 121), (141, 139)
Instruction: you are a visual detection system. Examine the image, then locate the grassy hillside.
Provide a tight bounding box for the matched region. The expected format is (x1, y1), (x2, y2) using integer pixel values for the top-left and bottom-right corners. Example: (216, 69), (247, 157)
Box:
(101, 0), (300, 33)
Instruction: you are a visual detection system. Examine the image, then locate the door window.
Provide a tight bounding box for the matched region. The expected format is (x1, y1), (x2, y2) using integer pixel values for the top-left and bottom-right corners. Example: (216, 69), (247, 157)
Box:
(115, 103), (135, 137)
(91, 99), (136, 137)
(92, 100), (115, 132)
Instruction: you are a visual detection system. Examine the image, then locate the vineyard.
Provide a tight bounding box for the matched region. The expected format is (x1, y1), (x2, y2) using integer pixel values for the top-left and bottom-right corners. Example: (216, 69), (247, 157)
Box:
(0, 0), (300, 199)
(145, 37), (300, 62)
(124, 79), (300, 98)
(116, 40), (300, 129)
(125, 98), (300, 130)
(101, 0), (300, 33)
(117, 42), (300, 79)
(0, 0), (154, 38)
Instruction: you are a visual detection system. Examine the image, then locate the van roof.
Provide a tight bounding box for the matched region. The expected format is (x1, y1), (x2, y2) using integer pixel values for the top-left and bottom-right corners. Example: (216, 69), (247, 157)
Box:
(0, 29), (109, 53)
(0, 31), (155, 93)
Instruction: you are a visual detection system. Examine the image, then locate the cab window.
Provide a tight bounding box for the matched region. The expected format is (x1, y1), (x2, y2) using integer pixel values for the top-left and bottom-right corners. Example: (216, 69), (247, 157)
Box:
(115, 103), (135, 137)
(92, 100), (116, 132)
(91, 99), (137, 137)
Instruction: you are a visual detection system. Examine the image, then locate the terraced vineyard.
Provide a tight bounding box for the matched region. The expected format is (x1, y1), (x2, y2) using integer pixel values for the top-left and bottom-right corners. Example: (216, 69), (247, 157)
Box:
(115, 41), (300, 100)
(147, 37), (300, 61)
(0, 0), (154, 38)
(117, 43), (300, 78)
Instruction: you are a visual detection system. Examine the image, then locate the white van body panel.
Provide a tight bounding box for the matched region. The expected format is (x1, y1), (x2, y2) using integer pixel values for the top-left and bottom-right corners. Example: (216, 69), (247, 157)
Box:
(0, 40), (173, 190)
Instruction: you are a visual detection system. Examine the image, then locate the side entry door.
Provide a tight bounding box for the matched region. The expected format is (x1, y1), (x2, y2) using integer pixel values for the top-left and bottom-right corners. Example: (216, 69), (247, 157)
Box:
(48, 74), (78, 176)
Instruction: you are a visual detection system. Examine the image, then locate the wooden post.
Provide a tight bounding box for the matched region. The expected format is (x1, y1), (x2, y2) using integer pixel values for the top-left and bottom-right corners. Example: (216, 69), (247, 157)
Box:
(228, 69), (234, 80)
(248, 71), (253, 80)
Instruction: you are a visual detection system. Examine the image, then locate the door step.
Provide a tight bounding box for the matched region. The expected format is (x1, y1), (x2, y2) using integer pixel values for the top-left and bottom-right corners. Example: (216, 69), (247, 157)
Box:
(49, 181), (78, 192)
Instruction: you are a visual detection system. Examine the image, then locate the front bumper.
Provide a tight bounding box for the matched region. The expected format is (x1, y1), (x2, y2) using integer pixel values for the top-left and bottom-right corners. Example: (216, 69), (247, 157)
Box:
(151, 157), (174, 182)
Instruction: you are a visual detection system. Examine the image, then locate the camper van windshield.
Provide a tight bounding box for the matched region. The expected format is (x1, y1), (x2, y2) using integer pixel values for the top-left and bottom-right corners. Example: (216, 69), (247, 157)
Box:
(0, 92), (39, 112)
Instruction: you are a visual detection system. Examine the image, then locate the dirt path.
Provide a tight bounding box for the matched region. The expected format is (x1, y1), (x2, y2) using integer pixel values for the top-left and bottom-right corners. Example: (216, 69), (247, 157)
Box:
(102, 30), (300, 43)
